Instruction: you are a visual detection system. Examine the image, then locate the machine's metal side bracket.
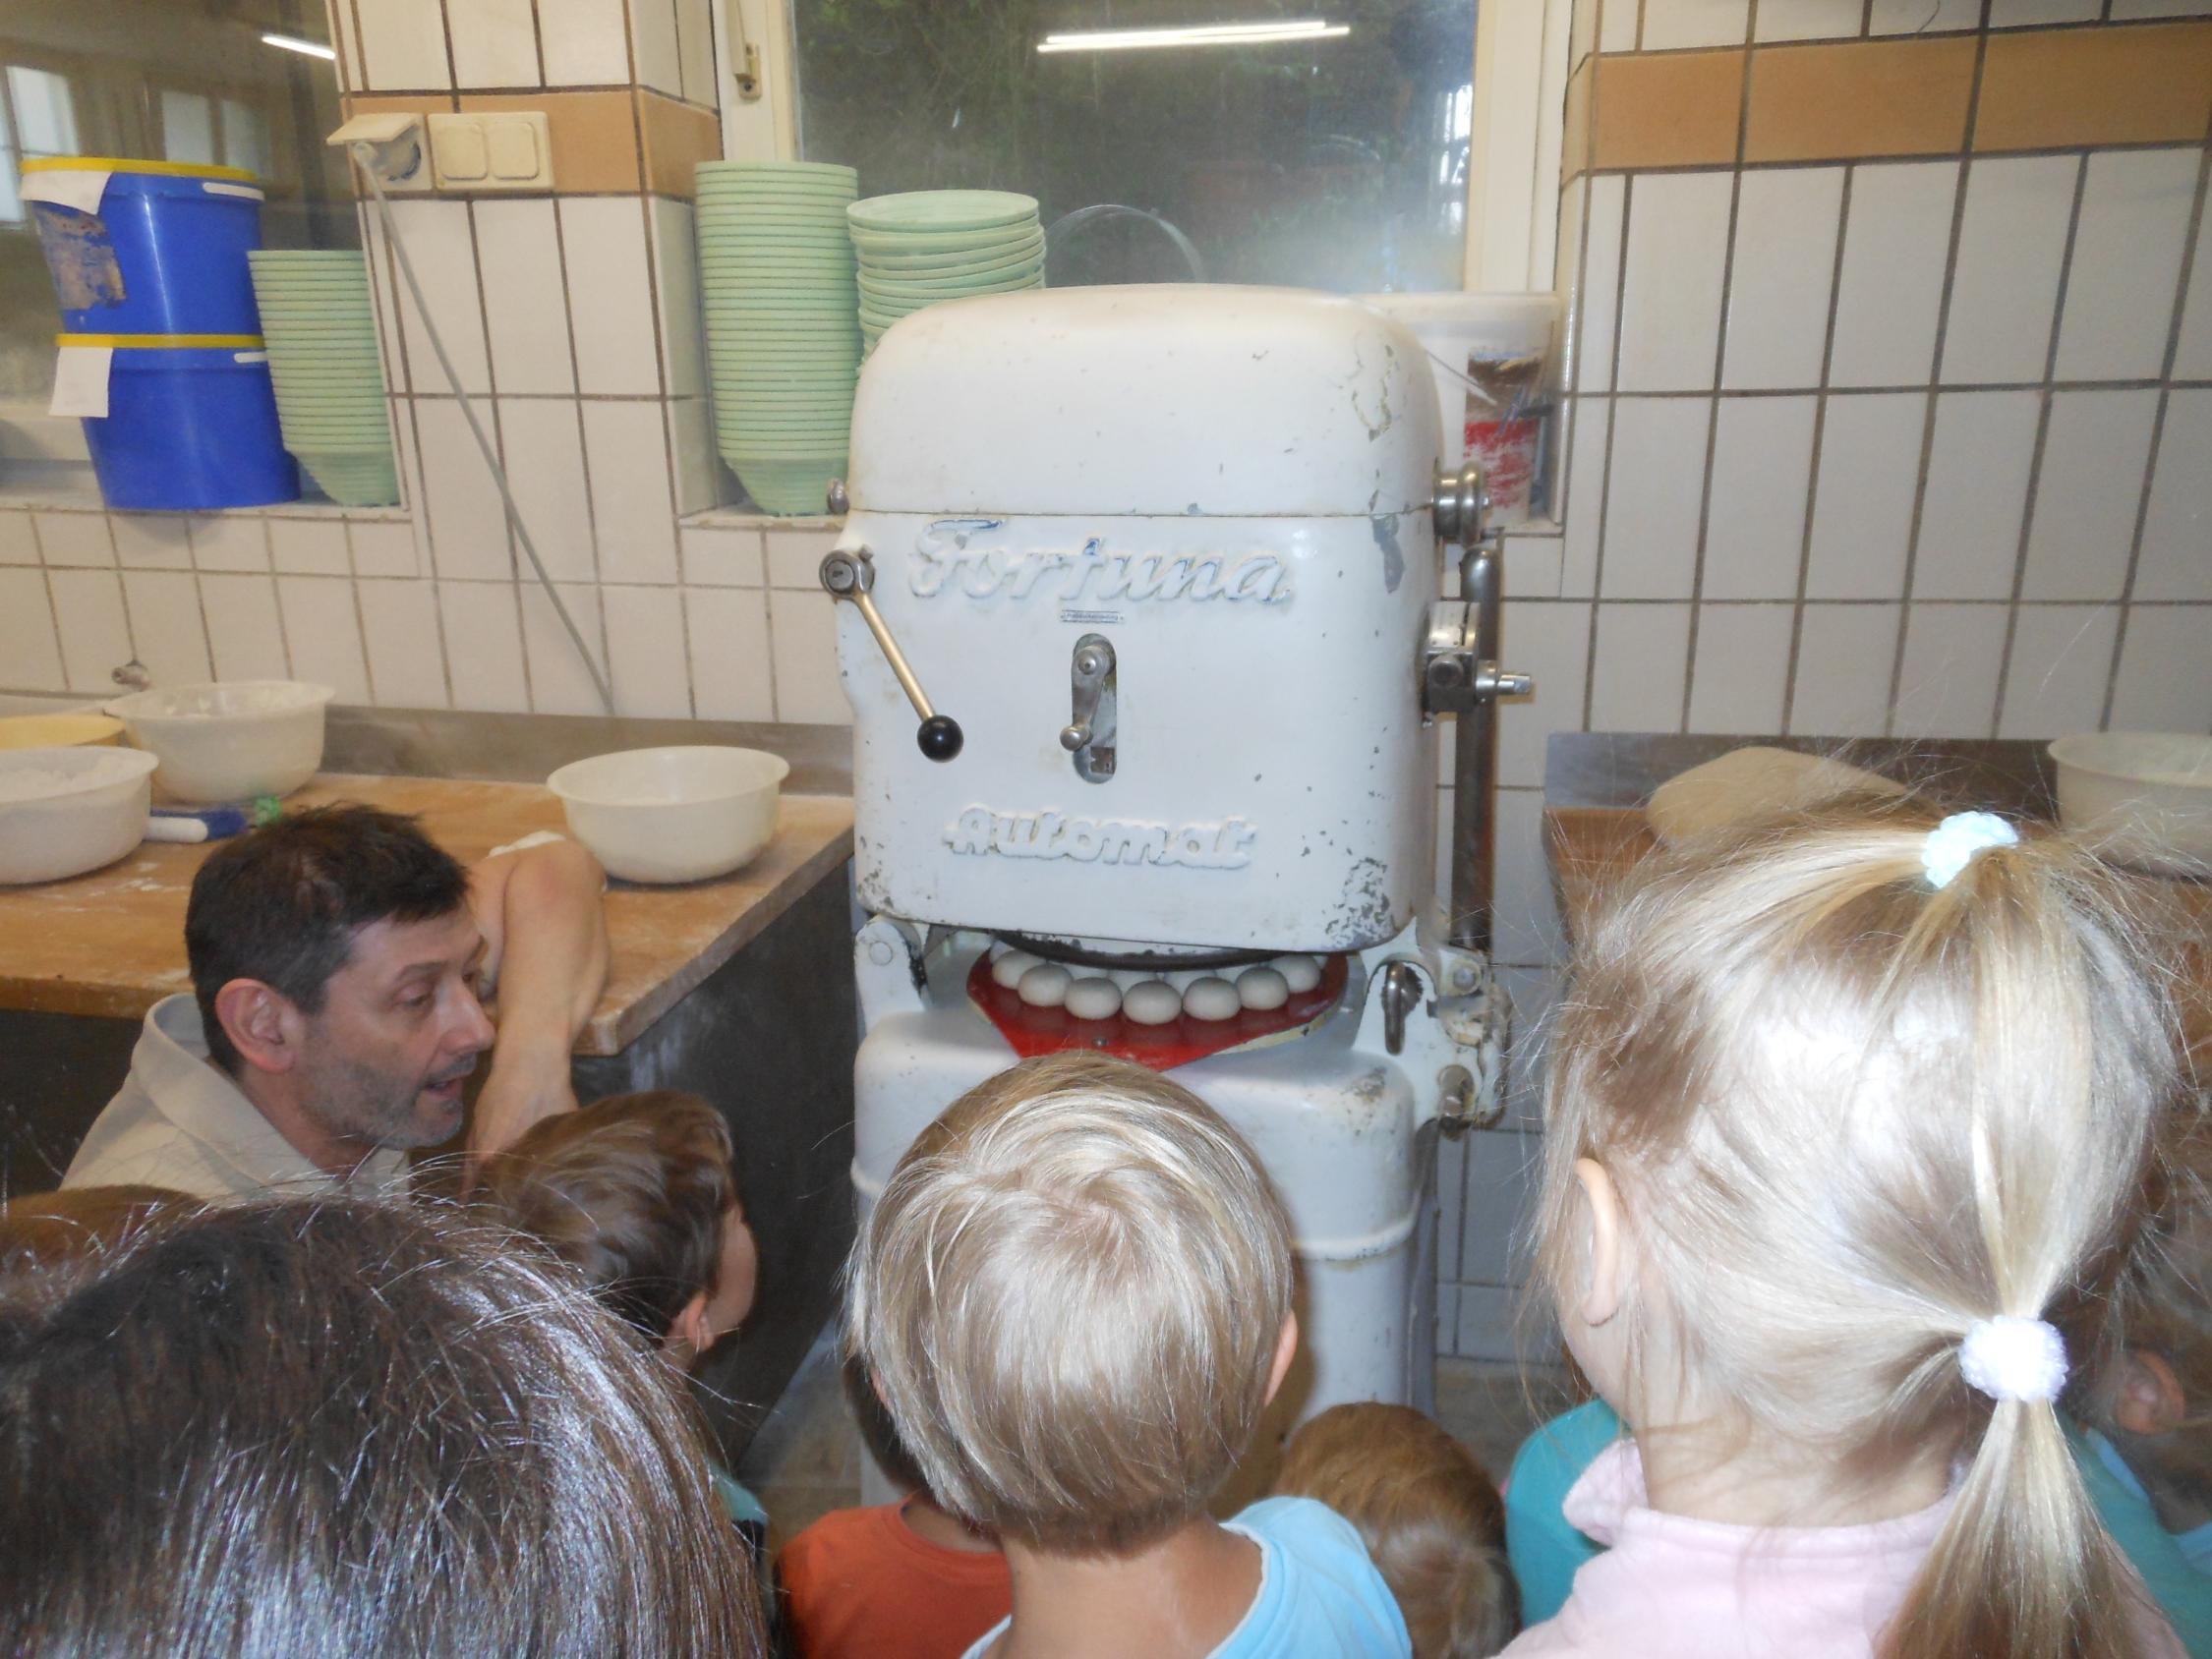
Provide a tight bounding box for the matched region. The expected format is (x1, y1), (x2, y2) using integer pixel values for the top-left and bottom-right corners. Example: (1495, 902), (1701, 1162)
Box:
(854, 914), (928, 1022)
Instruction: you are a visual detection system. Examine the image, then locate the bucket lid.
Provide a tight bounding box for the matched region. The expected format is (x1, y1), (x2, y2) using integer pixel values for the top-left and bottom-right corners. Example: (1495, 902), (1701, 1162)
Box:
(58, 333), (265, 350)
(22, 156), (261, 185)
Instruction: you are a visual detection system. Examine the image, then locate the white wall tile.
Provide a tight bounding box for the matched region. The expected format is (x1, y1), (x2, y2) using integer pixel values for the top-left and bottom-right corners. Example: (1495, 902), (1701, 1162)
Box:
(364, 217), (410, 395)
(1830, 161), (1957, 389)
(1687, 602), (1794, 733)
(1599, 398), (1709, 598)
(0, 512), (36, 564)
(1436, 1128), (1468, 1284)
(582, 401), (680, 583)
(1722, 168), (1843, 390)
(109, 512), (194, 570)
(1867, 0), (1979, 29)
(540, 0), (631, 83)
(47, 569), (131, 693)
(357, 0), (452, 90)
(388, 200), (490, 396)
(1639, 0), (1749, 47)
(1490, 786), (1564, 967)
(1573, 0), (1601, 63)
(669, 398), (721, 515)
(0, 568), (64, 689)
(1458, 1128), (1543, 1286)
(448, 0), (539, 87)
(119, 570), (210, 687)
(497, 399), (597, 582)
(2134, 388), (2212, 601)
(2111, 606), (2212, 731)
(1590, 601), (1690, 735)
(1988, 0), (2098, 21)
(476, 200), (576, 395)
(1999, 604), (2121, 738)
(676, 0), (718, 105)
(2054, 148), (2200, 383)
(199, 573), (291, 682)
(1805, 393), (1925, 600)
(768, 589), (849, 724)
(1943, 155), (2078, 386)
(348, 520), (420, 579)
(1788, 602), (1899, 735)
(1599, 0), (1642, 53)
(330, 0), (365, 95)
(1755, 0), (1864, 37)
(685, 587), (776, 718)
(437, 583), (530, 712)
(276, 577), (371, 703)
(268, 517), (350, 576)
(680, 526), (764, 587)
(766, 527), (840, 589)
(1454, 1284), (1554, 1365)
(1500, 530), (1565, 600)
(1554, 176), (1587, 390)
(190, 515), (270, 572)
(630, 0), (684, 97)
(2020, 389), (2160, 602)
(2174, 203), (2212, 381)
(560, 199), (663, 396)
(1558, 397), (1610, 596)
(414, 400), (513, 579)
(1616, 173), (1733, 392)
(359, 580), (450, 708)
(2110, 0), (2212, 14)
(1497, 600), (1593, 787)
(1913, 390), (2041, 600)
(1892, 602), (2007, 736)
(1702, 395), (1816, 600)
(651, 199), (705, 400)
(604, 585), (694, 716)
(1573, 177), (1626, 395)
(519, 582), (609, 715)
(1496, 962), (1564, 1130)
(32, 511), (113, 567)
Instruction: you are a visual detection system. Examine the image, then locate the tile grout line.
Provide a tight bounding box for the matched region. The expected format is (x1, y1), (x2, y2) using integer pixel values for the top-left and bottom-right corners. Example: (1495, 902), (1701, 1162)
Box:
(1576, 169), (1634, 731)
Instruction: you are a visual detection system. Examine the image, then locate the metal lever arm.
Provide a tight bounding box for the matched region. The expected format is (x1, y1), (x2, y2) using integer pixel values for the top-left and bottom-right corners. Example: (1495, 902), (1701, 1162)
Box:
(820, 549), (962, 761)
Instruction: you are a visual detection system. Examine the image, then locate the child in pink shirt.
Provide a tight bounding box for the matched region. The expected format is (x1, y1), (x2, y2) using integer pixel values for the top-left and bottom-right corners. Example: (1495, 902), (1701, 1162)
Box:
(1507, 806), (2188, 1659)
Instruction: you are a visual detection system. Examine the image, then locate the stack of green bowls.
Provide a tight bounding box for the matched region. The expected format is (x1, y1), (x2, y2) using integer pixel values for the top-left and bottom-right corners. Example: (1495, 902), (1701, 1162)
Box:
(245, 251), (398, 506)
(696, 160), (861, 516)
(847, 191), (1046, 356)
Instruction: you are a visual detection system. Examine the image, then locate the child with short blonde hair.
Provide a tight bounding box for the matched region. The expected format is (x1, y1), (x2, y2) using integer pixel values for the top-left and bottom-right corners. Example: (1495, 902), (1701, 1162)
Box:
(1277, 1402), (1517, 1657)
(1508, 806), (2188, 1658)
(847, 1051), (1410, 1658)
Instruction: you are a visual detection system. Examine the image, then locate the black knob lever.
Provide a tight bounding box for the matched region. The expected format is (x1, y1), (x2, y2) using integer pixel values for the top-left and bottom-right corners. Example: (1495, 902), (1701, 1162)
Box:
(917, 715), (963, 762)
(821, 547), (961, 765)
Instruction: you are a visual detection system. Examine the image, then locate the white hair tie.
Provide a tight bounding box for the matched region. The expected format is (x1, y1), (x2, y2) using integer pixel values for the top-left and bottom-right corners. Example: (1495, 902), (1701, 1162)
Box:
(1922, 812), (2019, 889)
(1959, 1315), (2067, 1404)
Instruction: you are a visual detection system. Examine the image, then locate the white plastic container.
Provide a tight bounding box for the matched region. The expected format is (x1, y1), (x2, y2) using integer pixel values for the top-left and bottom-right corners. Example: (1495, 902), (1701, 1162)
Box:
(106, 680), (333, 804)
(548, 745), (788, 885)
(2050, 732), (2212, 875)
(0, 745), (159, 884)
(1357, 291), (1557, 525)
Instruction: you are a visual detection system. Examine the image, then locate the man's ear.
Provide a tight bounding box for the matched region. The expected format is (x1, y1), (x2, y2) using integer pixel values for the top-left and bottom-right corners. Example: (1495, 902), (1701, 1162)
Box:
(2112, 1349), (2187, 1439)
(663, 1289), (711, 1360)
(211, 980), (307, 1075)
(1572, 1157), (1629, 1329)
(1262, 1311), (1299, 1407)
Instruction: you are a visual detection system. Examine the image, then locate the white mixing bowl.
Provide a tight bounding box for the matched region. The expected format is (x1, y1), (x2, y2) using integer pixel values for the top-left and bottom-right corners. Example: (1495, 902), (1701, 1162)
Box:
(106, 680), (334, 804)
(547, 746), (789, 884)
(2050, 731), (2212, 875)
(0, 745), (159, 884)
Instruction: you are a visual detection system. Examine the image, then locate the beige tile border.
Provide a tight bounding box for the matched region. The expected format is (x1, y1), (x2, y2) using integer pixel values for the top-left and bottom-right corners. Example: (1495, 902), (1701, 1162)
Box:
(1975, 23), (2212, 151)
(1591, 50), (1744, 170)
(1746, 37), (1979, 164)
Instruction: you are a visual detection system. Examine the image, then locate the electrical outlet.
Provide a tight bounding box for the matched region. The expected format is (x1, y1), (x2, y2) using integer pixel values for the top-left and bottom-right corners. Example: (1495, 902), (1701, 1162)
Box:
(427, 112), (553, 192)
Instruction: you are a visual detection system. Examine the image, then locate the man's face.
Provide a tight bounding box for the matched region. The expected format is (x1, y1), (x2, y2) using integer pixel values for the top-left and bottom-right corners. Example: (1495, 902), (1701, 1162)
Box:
(293, 909), (496, 1152)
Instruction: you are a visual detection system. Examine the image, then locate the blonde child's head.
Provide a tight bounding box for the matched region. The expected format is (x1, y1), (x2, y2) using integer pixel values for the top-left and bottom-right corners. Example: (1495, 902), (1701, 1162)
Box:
(1276, 1402), (1516, 1658)
(1538, 803), (2183, 1659)
(846, 1051), (1295, 1553)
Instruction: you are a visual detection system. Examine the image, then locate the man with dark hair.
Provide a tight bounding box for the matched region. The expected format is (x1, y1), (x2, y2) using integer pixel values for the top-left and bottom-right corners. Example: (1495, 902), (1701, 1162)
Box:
(64, 806), (609, 1201)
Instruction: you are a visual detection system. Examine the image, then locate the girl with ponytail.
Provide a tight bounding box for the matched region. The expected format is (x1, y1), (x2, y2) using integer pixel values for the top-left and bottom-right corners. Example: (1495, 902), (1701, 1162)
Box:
(1502, 803), (2191, 1658)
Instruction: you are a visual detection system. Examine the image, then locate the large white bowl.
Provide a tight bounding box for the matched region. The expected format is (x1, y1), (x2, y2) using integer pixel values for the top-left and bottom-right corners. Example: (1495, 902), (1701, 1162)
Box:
(0, 746), (159, 884)
(106, 680), (334, 804)
(547, 746), (788, 885)
(2050, 731), (2212, 875)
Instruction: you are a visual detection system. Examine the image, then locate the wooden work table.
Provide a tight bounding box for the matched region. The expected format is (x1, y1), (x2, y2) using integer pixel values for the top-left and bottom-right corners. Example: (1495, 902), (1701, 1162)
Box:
(0, 773), (853, 1057)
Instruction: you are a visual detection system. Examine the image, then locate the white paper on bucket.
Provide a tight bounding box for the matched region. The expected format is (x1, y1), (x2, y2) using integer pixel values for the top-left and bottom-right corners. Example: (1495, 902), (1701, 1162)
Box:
(201, 182), (265, 200)
(21, 168), (111, 215)
(49, 346), (113, 419)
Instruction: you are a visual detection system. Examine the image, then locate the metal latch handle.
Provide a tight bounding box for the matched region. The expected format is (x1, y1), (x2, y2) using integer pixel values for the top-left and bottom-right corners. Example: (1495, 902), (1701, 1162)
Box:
(820, 548), (963, 762)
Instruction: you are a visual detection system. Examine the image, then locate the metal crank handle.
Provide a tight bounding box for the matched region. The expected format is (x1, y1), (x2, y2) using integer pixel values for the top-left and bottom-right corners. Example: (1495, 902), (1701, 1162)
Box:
(819, 549), (963, 762)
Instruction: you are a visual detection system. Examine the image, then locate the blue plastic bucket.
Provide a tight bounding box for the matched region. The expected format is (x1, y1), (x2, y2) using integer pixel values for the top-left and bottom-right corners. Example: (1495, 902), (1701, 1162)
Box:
(26, 158), (265, 337)
(71, 337), (299, 510)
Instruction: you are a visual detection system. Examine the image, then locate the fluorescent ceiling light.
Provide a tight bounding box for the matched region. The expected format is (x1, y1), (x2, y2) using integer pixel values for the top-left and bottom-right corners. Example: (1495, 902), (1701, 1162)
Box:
(1038, 20), (1349, 53)
(262, 31), (337, 60)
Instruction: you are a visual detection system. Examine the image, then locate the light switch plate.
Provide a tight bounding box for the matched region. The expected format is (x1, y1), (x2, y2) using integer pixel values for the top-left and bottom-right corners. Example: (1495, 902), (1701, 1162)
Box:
(428, 112), (553, 192)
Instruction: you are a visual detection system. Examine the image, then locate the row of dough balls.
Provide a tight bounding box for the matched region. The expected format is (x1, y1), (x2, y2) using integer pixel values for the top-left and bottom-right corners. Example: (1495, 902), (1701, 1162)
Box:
(988, 946), (1325, 1024)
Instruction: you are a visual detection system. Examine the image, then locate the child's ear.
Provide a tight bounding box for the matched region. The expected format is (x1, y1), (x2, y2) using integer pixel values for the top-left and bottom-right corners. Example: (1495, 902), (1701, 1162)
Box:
(2113, 1350), (2187, 1439)
(1572, 1158), (1628, 1329)
(1262, 1311), (1300, 1407)
(663, 1290), (711, 1360)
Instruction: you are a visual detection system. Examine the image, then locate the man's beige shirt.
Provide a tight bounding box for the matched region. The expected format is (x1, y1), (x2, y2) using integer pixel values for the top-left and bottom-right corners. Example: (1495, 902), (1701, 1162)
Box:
(63, 994), (409, 1203)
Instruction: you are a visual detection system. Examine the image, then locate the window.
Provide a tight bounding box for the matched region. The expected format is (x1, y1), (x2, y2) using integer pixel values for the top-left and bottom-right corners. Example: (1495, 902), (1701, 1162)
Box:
(2, 66), (83, 224)
(789, 0), (1478, 293)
